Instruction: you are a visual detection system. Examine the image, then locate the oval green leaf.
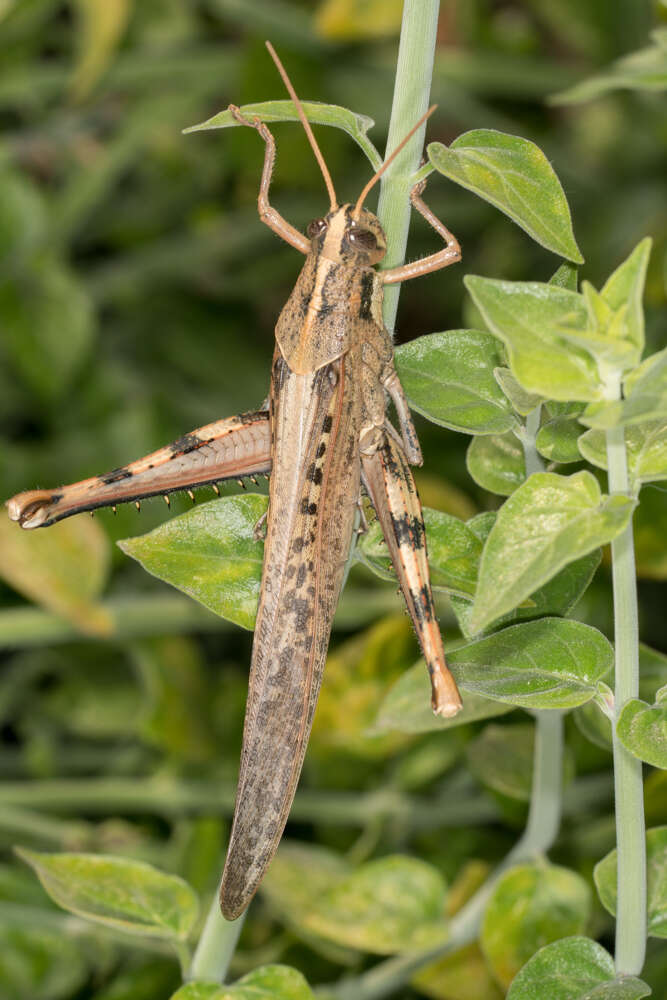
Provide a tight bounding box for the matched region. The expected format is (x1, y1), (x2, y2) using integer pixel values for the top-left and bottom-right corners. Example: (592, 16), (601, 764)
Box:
(119, 495), (267, 629)
(466, 723), (535, 801)
(481, 864), (591, 988)
(536, 417), (584, 464)
(466, 432), (525, 496)
(394, 329), (515, 435)
(374, 660), (513, 734)
(464, 276), (601, 402)
(171, 965), (315, 1000)
(184, 100), (381, 170)
(301, 855), (448, 954)
(594, 826), (667, 938)
(469, 471), (635, 632)
(579, 421), (667, 490)
(0, 922), (87, 1000)
(427, 131), (583, 263)
(16, 848), (198, 941)
(617, 696), (667, 769)
(0, 515), (111, 637)
(494, 366), (543, 416)
(448, 618), (613, 709)
(506, 936), (649, 1000)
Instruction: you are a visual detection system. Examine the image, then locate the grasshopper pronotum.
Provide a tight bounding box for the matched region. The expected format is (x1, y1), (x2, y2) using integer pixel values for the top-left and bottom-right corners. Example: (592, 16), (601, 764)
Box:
(8, 42), (463, 919)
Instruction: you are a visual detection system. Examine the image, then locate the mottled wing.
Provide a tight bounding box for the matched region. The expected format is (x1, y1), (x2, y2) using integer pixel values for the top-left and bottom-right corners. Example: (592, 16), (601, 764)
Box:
(361, 428), (462, 718)
(7, 411), (271, 528)
(220, 350), (360, 919)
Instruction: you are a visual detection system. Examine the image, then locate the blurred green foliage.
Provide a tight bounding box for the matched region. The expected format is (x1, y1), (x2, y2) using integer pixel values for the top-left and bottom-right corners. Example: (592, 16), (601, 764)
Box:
(0, 2), (666, 998)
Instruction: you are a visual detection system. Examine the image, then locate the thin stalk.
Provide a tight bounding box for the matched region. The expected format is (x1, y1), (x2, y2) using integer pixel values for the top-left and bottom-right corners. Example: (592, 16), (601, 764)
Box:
(188, 889), (246, 983)
(0, 769), (608, 829)
(518, 405), (545, 478)
(605, 421), (646, 974)
(320, 710), (565, 1000)
(375, 0), (441, 334)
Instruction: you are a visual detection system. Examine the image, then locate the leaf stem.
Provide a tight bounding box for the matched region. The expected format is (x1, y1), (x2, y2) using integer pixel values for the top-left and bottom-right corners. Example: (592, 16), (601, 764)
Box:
(605, 420), (646, 975)
(517, 404), (545, 478)
(188, 889), (246, 983)
(319, 709), (565, 1000)
(375, 0), (441, 334)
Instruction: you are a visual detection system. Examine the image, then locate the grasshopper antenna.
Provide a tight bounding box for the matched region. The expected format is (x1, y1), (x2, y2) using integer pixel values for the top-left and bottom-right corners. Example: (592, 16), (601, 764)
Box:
(352, 105), (436, 220)
(265, 40), (337, 212)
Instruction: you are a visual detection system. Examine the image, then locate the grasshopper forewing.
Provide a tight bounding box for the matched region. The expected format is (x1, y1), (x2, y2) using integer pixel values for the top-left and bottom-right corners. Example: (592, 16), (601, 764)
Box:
(7, 42), (463, 920)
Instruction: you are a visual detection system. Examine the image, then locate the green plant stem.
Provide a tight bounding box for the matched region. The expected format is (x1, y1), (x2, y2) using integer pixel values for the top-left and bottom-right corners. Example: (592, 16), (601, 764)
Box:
(320, 708), (564, 1000)
(605, 421), (646, 975)
(376, 0), (441, 334)
(0, 767), (608, 828)
(518, 404), (545, 477)
(188, 889), (246, 983)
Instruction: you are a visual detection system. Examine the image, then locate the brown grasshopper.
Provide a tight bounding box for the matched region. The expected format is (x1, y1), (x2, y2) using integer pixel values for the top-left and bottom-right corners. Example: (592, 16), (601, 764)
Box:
(7, 43), (462, 920)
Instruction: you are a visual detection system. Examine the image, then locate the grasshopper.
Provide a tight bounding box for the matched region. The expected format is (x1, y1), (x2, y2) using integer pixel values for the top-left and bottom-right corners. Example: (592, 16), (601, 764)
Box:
(7, 43), (462, 920)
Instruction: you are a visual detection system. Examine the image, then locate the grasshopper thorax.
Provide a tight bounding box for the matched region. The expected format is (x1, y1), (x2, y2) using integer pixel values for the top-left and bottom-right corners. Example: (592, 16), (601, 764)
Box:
(306, 205), (386, 267)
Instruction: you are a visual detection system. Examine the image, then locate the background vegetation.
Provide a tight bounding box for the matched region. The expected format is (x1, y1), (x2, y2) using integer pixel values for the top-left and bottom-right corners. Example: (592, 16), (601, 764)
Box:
(0, 1), (666, 998)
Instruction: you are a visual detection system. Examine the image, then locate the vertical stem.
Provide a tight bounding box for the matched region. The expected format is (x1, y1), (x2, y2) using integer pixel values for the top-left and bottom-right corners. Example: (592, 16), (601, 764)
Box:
(521, 710), (563, 853)
(520, 405), (545, 478)
(605, 422), (646, 975)
(376, 0), (441, 334)
(187, 889), (246, 983)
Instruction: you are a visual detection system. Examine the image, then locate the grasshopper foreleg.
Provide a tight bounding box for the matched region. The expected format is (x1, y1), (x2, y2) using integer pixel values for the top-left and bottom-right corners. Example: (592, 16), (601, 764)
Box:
(7, 411), (271, 529)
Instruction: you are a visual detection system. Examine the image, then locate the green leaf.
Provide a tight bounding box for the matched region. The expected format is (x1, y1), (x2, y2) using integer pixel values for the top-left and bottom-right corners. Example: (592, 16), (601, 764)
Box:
(465, 276), (600, 401)
(448, 619), (613, 710)
(549, 261), (579, 292)
(301, 855), (448, 954)
(70, 0), (131, 102)
(119, 495), (267, 629)
(578, 421), (667, 490)
(170, 966), (314, 1000)
(413, 941), (504, 1000)
(374, 661), (513, 734)
(598, 238), (651, 365)
(394, 330), (515, 435)
(357, 507), (482, 598)
(481, 863), (591, 988)
(594, 826), (667, 938)
(469, 471), (635, 632)
(263, 846), (447, 954)
(582, 347), (667, 429)
(466, 723), (535, 801)
(451, 509), (600, 638)
(0, 167), (46, 275)
(427, 131), (583, 263)
(552, 27), (667, 104)
(494, 366), (543, 416)
(0, 259), (95, 400)
(184, 100), (381, 169)
(16, 848), (199, 941)
(466, 432), (525, 496)
(0, 922), (88, 1000)
(617, 694), (667, 769)
(315, 0), (403, 41)
(536, 417), (584, 464)
(0, 516), (111, 637)
(506, 936), (650, 1000)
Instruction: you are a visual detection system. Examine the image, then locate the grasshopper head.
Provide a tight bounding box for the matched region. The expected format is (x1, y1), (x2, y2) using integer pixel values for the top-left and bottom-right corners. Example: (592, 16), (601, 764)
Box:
(307, 205), (386, 266)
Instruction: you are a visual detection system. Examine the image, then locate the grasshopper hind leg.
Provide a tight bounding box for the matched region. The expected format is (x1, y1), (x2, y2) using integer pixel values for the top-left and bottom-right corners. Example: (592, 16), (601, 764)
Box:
(7, 411), (271, 529)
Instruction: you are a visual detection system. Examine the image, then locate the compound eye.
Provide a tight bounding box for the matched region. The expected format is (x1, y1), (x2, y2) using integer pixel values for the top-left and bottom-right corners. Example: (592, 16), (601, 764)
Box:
(307, 218), (327, 238)
(348, 227), (377, 251)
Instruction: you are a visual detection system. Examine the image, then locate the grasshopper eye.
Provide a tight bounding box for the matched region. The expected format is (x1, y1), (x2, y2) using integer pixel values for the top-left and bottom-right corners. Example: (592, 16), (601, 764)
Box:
(307, 218), (327, 238)
(348, 228), (377, 251)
